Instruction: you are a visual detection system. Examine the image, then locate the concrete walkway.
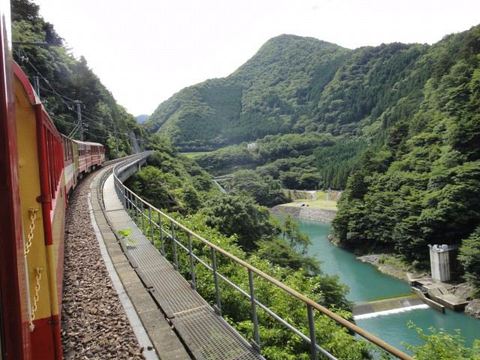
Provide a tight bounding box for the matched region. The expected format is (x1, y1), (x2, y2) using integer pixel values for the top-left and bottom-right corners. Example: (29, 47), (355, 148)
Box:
(90, 166), (191, 360)
(94, 162), (263, 360)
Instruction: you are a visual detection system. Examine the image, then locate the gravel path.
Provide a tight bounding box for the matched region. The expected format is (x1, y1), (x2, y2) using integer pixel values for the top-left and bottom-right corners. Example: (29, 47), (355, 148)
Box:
(61, 172), (144, 359)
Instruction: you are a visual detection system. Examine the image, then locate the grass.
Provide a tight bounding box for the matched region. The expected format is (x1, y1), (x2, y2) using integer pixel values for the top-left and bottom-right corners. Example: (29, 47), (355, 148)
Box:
(180, 151), (213, 159)
(280, 191), (338, 210)
(378, 254), (414, 272)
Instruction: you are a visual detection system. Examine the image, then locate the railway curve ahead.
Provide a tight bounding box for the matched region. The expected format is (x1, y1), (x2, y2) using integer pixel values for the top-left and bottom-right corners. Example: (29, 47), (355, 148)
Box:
(61, 162), (146, 359)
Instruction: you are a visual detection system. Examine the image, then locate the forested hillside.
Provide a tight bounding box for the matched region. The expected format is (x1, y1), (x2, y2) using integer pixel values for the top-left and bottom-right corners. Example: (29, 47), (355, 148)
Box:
(333, 26), (480, 280)
(147, 36), (428, 151)
(147, 34), (432, 190)
(12, 0), (142, 158)
(124, 139), (376, 359)
(146, 35), (350, 149)
(148, 25), (480, 288)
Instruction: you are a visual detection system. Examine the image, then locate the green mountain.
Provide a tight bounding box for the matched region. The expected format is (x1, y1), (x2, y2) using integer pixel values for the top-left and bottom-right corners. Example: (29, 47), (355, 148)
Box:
(147, 35), (433, 151)
(135, 114), (150, 124)
(147, 35), (350, 150)
(333, 25), (480, 272)
(12, 0), (143, 158)
(149, 26), (480, 285)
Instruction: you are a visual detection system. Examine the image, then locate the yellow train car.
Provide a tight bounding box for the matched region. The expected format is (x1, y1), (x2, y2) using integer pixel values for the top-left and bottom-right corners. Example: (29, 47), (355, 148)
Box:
(13, 62), (66, 359)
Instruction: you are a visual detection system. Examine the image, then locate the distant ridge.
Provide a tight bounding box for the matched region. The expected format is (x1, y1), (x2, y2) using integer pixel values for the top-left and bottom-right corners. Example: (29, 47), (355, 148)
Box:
(136, 114), (150, 124)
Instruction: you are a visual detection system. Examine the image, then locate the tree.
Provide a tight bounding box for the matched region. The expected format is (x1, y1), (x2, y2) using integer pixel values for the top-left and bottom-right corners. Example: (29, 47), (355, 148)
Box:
(406, 324), (480, 360)
(282, 215), (311, 254)
(459, 227), (480, 289)
(203, 194), (275, 250)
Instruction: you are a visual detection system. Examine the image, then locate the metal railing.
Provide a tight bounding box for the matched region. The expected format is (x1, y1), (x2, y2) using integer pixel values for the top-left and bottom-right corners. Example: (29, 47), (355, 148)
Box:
(111, 156), (413, 360)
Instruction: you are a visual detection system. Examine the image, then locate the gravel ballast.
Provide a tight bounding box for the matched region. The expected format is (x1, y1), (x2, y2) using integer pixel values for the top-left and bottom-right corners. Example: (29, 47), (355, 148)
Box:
(61, 173), (144, 359)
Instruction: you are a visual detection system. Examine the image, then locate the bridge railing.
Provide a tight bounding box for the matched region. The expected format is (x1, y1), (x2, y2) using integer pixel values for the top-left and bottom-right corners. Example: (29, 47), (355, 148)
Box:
(112, 156), (413, 360)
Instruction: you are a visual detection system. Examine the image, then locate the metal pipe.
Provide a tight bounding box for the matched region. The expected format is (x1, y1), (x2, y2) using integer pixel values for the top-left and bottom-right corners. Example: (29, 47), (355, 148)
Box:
(148, 207), (153, 244)
(159, 213), (165, 255)
(211, 248), (222, 315)
(171, 220), (179, 270)
(307, 304), (317, 360)
(248, 269), (260, 350)
(187, 233), (196, 289)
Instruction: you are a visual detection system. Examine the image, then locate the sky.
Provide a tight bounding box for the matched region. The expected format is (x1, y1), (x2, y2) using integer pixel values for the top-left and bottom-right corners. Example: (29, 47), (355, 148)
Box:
(34, 0), (480, 116)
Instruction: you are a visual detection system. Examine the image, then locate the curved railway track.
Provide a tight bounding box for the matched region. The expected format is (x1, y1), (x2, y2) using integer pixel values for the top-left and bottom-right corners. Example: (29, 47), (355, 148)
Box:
(61, 169), (144, 359)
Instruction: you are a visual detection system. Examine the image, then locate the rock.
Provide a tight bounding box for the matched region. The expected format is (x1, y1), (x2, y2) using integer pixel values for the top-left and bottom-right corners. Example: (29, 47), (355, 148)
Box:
(61, 172), (144, 359)
(358, 254), (382, 265)
(465, 299), (480, 319)
(451, 283), (475, 301)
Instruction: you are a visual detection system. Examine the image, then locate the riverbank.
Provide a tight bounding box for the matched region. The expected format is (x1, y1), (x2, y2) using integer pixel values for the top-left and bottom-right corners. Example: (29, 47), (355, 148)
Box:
(300, 219), (480, 350)
(358, 253), (480, 319)
(270, 204), (336, 222)
(271, 190), (338, 222)
(357, 254), (425, 282)
(275, 201), (480, 320)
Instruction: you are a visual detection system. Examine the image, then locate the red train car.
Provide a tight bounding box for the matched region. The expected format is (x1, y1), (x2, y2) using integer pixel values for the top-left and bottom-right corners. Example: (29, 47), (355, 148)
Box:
(74, 140), (105, 177)
(0, 3), (105, 358)
(63, 137), (104, 194)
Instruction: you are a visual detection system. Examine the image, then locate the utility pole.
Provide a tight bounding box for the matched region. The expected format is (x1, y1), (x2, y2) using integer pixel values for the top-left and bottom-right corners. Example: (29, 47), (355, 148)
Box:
(33, 76), (40, 99)
(74, 100), (83, 140)
(113, 121), (119, 155)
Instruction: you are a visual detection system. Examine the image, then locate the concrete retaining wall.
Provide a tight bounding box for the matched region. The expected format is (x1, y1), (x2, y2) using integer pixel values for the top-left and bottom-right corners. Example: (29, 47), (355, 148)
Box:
(270, 205), (337, 223)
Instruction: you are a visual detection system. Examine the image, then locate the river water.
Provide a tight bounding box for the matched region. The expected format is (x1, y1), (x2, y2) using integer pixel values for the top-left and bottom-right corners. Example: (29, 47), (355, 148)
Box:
(298, 219), (480, 352)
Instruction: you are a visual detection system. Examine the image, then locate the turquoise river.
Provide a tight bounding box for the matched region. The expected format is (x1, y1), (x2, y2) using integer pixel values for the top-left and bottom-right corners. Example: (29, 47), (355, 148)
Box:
(298, 218), (480, 353)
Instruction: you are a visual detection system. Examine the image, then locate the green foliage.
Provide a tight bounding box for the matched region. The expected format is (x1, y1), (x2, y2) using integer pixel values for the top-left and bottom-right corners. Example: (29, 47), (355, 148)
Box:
(334, 26), (480, 270)
(196, 132), (334, 174)
(459, 227), (480, 289)
(281, 215), (311, 254)
(314, 138), (368, 189)
(11, 0), (142, 158)
(161, 213), (363, 359)
(196, 132), (363, 190)
(126, 144), (217, 214)
(228, 169), (289, 207)
(147, 36), (429, 153)
(127, 145), (368, 358)
(148, 35), (349, 149)
(406, 323), (480, 360)
(203, 194), (275, 250)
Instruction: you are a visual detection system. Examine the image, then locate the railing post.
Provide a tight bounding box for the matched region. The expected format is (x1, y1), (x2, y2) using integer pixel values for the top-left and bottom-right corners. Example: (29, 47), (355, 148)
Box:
(140, 201), (145, 232)
(307, 304), (317, 360)
(134, 195), (138, 221)
(211, 248), (222, 315)
(171, 220), (179, 270)
(159, 213), (165, 255)
(187, 233), (196, 289)
(248, 269), (260, 351)
(148, 207), (153, 243)
(129, 191), (133, 213)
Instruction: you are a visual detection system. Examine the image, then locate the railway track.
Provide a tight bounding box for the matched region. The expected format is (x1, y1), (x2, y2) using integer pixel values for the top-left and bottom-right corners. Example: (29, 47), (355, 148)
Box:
(61, 167), (145, 359)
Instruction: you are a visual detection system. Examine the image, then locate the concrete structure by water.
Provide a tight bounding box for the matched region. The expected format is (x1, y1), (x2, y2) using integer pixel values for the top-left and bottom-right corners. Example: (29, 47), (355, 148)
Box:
(428, 244), (456, 282)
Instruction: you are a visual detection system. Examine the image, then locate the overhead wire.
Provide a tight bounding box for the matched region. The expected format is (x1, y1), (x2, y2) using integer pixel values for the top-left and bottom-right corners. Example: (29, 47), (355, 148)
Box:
(14, 47), (125, 142)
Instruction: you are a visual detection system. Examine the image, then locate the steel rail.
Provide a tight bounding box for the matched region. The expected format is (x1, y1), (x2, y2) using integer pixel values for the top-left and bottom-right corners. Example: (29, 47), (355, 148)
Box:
(112, 155), (413, 360)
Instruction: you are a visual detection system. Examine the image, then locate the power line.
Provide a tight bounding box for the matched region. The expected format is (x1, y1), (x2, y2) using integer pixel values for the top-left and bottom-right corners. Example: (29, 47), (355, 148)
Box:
(14, 49), (127, 147)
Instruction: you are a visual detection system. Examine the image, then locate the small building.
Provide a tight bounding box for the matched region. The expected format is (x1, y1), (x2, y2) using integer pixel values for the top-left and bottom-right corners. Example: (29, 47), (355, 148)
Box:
(428, 244), (456, 282)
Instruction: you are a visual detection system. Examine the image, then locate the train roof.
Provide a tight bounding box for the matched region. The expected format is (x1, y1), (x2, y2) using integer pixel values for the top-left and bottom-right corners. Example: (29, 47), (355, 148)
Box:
(13, 61), (62, 138)
(70, 139), (104, 147)
(13, 62), (39, 105)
